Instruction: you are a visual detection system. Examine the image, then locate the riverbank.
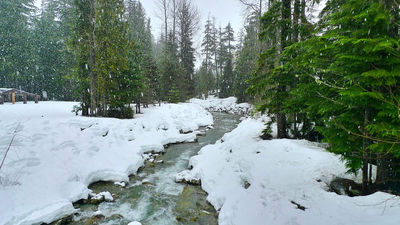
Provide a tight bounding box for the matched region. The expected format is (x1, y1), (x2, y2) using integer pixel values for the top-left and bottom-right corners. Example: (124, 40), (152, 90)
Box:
(0, 102), (212, 225)
(178, 116), (400, 225)
(69, 112), (240, 225)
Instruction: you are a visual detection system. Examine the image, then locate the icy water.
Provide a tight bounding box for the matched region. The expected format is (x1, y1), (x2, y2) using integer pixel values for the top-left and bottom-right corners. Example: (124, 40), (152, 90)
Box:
(70, 113), (241, 225)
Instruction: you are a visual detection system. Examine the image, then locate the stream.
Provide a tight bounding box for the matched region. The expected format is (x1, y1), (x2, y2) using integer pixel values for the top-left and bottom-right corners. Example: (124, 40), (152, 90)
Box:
(66, 112), (241, 225)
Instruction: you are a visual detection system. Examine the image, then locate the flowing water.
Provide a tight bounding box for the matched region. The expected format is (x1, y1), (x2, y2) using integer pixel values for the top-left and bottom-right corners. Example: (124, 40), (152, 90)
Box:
(69, 113), (241, 225)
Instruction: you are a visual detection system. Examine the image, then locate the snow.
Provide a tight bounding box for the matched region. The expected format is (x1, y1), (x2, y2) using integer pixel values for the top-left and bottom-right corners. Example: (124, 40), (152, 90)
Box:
(128, 221), (142, 225)
(190, 96), (252, 115)
(178, 117), (400, 225)
(0, 101), (213, 225)
(114, 181), (126, 187)
(89, 191), (114, 202)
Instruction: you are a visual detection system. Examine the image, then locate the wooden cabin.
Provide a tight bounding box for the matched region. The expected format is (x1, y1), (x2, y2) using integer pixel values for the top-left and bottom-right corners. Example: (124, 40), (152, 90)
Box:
(0, 88), (39, 105)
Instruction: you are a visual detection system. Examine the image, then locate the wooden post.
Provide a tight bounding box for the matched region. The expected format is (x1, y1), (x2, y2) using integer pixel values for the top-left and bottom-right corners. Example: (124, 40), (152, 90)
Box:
(11, 91), (15, 104)
(34, 94), (38, 104)
(0, 96), (3, 104)
(23, 94), (27, 104)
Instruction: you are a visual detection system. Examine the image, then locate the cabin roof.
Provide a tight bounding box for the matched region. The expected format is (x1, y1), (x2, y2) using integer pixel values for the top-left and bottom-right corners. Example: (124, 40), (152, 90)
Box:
(0, 88), (37, 97)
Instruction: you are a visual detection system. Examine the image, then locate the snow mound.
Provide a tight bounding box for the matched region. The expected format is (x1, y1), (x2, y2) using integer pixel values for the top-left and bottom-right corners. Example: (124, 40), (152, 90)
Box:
(0, 101), (213, 225)
(179, 117), (400, 225)
(190, 96), (252, 115)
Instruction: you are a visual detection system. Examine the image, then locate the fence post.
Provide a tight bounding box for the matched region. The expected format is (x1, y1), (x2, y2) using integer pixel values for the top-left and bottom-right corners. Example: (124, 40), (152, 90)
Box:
(23, 94), (27, 104)
(11, 91), (15, 104)
(0, 96), (3, 104)
(35, 94), (38, 104)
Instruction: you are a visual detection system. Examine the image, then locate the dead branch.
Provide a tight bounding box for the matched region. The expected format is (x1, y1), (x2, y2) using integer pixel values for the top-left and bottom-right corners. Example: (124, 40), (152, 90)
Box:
(0, 124), (20, 171)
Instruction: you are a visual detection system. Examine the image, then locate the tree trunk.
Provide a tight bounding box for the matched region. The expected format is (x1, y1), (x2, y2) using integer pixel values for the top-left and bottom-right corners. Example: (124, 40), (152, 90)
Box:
(277, 113), (287, 139)
(300, 0), (307, 41)
(173, 0), (176, 42)
(362, 108), (370, 194)
(275, 0), (291, 139)
(293, 0), (300, 43)
(89, 0), (96, 116)
(164, 0), (168, 41)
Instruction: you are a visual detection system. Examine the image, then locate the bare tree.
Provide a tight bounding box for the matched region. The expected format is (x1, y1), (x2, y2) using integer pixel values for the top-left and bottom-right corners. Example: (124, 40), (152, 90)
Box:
(238, 0), (265, 19)
(156, 0), (169, 41)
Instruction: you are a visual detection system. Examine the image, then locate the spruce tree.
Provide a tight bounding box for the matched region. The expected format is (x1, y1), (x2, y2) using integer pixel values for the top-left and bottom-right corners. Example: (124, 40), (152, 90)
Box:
(279, 0), (400, 193)
(0, 0), (35, 90)
(220, 23), (235, 98)
(177, 0), (199, 100)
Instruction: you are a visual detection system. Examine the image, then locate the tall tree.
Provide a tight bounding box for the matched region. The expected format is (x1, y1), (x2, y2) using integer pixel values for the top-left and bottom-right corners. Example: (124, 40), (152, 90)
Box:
(0, 0), (35, 90)
(234, 16), (258, 102)
(177, 0), (199, 99)
(219, 23), (235, 98)
(201, 16), (215, 73)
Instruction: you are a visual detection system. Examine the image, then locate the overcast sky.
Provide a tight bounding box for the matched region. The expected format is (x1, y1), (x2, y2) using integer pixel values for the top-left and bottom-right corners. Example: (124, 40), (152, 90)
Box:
(140, 0), (245, 61)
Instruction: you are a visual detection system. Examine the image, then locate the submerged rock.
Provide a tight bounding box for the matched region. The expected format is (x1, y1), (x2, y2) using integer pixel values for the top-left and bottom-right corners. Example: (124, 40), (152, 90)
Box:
(175, 170), (201, 185)
(47, 215), (73, 225)
(174, 186), (218, 225)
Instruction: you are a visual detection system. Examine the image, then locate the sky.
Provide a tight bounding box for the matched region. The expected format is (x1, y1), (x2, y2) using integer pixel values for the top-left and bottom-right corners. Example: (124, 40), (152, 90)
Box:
(34, 0), (245, 65)
(140, 0), (244, 37)
(140, 0), (245, 61)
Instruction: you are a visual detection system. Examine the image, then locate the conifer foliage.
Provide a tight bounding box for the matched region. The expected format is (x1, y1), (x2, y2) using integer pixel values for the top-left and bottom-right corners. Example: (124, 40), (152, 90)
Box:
(248, 0), (400, 193)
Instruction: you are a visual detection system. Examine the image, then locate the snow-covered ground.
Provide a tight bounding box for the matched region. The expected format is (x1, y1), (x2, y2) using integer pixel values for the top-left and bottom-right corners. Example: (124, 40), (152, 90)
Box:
(0, 101), (212, 225)
(177, 117), (400, 225)
(189, 96), (252, 115)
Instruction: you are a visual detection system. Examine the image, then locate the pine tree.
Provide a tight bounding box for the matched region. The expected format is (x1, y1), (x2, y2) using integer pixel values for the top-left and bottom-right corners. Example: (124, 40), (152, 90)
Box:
(95, 0), (141, 118)
(0, 0), (35, 90)
(71, 0), (92, 116)
(278, 0), (400, 193)
(32, 0), (74, 100)
(248, 0), (316, 138)
(177, 0), (199, 100)
(201, 16), (215, 73)
(126, 1), (159, 107)
(234, 16), (258, 103)
(219, 23), (235, 98)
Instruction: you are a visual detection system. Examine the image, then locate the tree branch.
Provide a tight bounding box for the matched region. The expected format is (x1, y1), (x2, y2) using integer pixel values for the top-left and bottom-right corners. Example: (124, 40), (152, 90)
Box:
(0, 124), (20, 171)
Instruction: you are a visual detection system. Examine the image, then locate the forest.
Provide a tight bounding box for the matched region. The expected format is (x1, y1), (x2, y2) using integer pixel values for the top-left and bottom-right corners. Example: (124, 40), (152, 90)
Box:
(1, 0), (400, 215)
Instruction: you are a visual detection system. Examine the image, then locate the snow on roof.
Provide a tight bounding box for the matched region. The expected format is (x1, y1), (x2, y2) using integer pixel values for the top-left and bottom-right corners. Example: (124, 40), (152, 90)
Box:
(0, 88), (13, 94)
(0, 88), (36, 96)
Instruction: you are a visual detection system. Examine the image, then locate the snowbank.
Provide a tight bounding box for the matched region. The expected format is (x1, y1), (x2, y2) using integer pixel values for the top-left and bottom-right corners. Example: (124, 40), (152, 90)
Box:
(177, 117), (400, 225)
(190, 96), (252, 115)
(0, 101), (212, 225)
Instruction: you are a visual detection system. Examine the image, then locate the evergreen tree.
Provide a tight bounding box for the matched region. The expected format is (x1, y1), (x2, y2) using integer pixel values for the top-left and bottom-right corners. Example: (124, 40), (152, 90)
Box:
(0, 0), (35, 90)
(248, 0), (314, 138)
(32, 0), (75, 100)
(234, 16), (258, 103)
(219, 23), (235, 98)
(177, 0), (199, 100)
(159, 32), (184, 103)
(126, 0), (160, 107)
(71, 0), (91, 115)
(256, 0), (400, 193)
(201, 16), (215, 73)
(95, 0), (141, 118)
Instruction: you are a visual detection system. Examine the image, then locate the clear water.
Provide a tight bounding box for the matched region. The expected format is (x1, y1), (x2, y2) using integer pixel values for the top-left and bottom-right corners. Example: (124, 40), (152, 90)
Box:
(71, 113), (241, 225)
